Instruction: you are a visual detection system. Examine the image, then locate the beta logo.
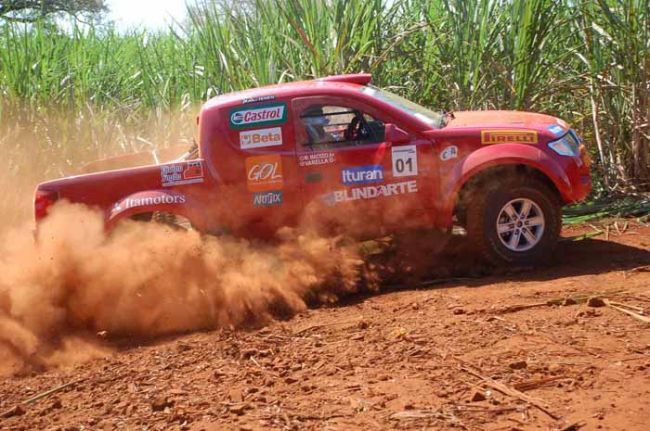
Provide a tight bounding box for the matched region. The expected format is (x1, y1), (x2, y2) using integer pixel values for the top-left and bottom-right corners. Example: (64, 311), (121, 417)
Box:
(252, 190), (283, 207)
(341, 165), (384, 186)
(240, 127), (283, 150)
(229, 102), (287, 129)
(246, 154), (283, 192)
(481, 130), (538, 145)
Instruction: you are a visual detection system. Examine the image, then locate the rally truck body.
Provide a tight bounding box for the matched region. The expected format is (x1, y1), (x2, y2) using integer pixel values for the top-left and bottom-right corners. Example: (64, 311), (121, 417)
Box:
(35, 74), (591, 264)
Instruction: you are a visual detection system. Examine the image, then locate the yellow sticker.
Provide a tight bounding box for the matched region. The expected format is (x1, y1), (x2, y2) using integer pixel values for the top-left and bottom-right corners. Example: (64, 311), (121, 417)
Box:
(481, 130), (538, 145)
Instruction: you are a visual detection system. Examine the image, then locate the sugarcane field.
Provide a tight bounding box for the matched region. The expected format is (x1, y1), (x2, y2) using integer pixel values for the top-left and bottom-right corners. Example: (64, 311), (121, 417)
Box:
(0, 1), (649, 430)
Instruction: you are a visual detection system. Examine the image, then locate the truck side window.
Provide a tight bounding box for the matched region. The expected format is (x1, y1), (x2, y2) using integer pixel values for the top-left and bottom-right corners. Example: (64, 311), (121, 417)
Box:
(299, 105), (384, 150)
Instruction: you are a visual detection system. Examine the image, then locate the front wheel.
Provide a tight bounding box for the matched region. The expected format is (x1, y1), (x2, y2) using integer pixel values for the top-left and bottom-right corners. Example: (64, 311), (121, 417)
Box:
(466, 178), (562, 266)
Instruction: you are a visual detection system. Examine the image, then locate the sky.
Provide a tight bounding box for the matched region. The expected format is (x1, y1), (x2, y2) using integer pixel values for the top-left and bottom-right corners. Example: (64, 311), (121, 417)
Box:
(106, 0), (188, 31)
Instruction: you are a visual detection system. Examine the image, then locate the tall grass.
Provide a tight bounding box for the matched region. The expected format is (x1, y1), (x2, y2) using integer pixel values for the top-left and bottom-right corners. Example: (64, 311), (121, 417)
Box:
(0, 0), (648, 192)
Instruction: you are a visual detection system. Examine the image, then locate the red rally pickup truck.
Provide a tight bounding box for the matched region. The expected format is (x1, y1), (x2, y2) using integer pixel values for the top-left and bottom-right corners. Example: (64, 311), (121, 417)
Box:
(35, 73), (591, 265)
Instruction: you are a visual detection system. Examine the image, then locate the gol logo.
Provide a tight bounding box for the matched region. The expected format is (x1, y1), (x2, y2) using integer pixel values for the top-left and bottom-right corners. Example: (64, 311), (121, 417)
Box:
(481, 130), (538, 145)
(245, 155), (283, 192)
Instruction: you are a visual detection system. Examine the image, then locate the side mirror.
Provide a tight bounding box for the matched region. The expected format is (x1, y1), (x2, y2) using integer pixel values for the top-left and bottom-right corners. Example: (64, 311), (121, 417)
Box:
(384, 123), (410, 145)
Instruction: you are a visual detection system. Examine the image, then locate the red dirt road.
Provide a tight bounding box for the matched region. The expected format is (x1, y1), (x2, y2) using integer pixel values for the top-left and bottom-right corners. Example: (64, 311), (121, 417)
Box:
(1, 224), (649, 431)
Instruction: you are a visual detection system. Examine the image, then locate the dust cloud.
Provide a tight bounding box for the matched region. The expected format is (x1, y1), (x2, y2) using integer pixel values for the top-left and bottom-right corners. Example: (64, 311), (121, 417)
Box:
(0, 202), (366, 376)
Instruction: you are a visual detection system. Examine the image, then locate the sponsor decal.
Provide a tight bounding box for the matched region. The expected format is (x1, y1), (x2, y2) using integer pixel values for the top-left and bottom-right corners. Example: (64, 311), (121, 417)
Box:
(298, 152), (335, 167)
(440, 145), (458, 161)
(481, 129), (538, 145)
(113, 193), (187, 212)
(242, 95), (276, 104)
(161, 160), (204, 187)
(252, 190), (283, 207)
(240, 127), (283, 150)
(305, 172), (323, 184)
(246, 154), (283, 192)
(392, 145), (418, 177)
(547, 124), (565, 136)
(341, 164), (384, 186)
(321, 180), (418, 205)
(229, 102), (287, 129)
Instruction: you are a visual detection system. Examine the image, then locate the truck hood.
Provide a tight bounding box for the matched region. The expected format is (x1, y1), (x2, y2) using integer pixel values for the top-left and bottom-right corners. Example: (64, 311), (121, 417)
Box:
(446, 110), (567, 131)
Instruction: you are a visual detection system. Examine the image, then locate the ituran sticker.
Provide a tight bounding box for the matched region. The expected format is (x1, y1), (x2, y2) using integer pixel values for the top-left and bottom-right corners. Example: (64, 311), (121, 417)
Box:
(229, 102), (287, 129)
(391, 145), (418, 177)
(240, 127), (283, 150)
(440, 145), (458, 161)
(341, 165), (383, 186)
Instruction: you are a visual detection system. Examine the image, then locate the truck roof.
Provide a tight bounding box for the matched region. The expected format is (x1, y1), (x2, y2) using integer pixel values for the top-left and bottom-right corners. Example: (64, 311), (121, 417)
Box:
(202, 73), (372, 111)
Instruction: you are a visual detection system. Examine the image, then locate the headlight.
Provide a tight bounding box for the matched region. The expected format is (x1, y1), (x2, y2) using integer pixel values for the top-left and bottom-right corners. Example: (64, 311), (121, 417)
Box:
(548, 131), (580, 157)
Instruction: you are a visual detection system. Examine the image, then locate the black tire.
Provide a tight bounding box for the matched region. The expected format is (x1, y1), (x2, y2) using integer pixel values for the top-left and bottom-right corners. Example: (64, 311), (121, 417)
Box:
(465, 177), (562, 266)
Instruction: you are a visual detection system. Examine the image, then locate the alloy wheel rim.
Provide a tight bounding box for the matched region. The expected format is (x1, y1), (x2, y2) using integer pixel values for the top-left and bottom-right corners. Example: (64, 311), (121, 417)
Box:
(496, 198), (545, 252)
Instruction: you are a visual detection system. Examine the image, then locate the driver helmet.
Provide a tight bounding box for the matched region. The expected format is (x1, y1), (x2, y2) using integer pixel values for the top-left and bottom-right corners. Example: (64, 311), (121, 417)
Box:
(303, 106), (330, 127)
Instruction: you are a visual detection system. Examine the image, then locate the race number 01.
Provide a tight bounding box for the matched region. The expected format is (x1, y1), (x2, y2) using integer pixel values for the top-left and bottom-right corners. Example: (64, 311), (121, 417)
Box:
(392, 145), (418, 177)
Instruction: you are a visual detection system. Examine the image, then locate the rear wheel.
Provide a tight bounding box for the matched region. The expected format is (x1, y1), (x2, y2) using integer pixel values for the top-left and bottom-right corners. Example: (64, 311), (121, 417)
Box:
(465, 177), (561, 266)
(130, 212), (194, 231)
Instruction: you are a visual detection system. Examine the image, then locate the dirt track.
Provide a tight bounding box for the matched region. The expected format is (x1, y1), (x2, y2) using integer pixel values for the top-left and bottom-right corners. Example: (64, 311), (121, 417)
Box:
(1, 223), (649, 431)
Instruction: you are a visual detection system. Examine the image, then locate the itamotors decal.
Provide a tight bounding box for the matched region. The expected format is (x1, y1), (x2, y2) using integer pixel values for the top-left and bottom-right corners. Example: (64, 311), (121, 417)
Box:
(112, 193), (186, 212)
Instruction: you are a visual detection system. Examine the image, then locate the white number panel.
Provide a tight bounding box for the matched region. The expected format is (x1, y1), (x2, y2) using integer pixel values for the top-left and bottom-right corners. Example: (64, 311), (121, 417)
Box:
(391, 145), (418, 177)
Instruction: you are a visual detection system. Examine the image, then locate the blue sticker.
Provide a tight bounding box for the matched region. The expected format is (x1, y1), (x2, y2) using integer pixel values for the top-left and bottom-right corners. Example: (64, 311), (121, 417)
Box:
(547, 124), (565, 136)
(252, 190), (283, 207)
(341, 165), (384, 186)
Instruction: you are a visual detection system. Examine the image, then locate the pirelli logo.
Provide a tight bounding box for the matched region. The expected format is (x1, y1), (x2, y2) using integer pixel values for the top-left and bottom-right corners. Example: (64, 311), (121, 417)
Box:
(481, 130), (538, 145)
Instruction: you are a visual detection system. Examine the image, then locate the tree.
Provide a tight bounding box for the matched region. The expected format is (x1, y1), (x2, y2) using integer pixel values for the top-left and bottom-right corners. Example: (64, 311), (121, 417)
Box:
(0, 0), (106, 22)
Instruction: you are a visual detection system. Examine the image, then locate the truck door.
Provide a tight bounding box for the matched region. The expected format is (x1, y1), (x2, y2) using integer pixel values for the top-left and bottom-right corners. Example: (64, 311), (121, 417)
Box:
(292, 96), (435, 236)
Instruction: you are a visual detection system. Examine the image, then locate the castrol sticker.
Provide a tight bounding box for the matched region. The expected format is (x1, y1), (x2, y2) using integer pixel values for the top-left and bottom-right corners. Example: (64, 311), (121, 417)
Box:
(245, 155), (283, 192)
(240, 127), (283, 150)
(229, 102), (287, 129)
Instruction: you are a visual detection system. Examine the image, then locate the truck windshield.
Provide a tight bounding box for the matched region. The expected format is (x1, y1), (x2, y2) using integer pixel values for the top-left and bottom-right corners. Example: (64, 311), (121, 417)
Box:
(360, 86), (445, 129)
